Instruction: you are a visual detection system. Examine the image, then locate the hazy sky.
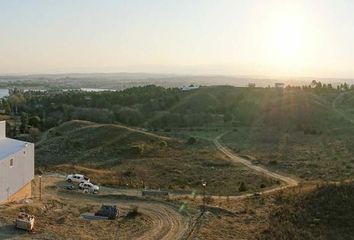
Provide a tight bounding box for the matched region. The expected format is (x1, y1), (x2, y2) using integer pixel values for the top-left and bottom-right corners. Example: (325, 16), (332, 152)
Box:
(1, 0), (354, 77)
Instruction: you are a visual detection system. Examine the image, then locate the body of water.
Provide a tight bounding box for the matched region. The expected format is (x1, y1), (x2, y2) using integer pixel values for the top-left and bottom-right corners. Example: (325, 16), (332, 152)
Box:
(80, 88), (116, 92)
(0, 89), (9, 98)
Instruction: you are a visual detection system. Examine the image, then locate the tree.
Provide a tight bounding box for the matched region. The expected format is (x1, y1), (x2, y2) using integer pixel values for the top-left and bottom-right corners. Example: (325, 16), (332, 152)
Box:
(343, 82), (349, 91)
(29, 116), (41, 128)
(315, 81), (322, 89)
(29, 127), (41, 142)
(8, 93), (25, 114)
(0, 99), (11, 114)
(20, 112), (29, 133)
(311, 80), (317, 88)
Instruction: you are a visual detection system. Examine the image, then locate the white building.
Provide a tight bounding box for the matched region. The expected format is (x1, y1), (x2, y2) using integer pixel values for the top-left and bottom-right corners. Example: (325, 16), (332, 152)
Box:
(0, 121), (34, 203)
(274, 83), (285, 88)
(179, 85), (200, 91)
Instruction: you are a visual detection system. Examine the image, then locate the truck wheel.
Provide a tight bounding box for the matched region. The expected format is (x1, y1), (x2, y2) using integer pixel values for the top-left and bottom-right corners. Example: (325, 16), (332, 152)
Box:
(67, 179), (72, 183)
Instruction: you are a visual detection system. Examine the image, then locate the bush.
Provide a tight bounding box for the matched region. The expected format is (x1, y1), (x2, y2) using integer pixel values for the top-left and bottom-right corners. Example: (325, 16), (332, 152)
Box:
(239, 181), (247, 192)
(130, 144), (145, 155)
(268, 160), (278, 165)
(159, 140), (168, 148)
(187, 137), (197, 145)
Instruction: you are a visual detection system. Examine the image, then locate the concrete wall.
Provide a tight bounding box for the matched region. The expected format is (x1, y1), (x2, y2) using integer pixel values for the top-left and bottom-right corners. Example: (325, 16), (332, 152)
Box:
(0, 121), (5, 139)
(0, 182), (32, 204)
(0, 143), (34, 203)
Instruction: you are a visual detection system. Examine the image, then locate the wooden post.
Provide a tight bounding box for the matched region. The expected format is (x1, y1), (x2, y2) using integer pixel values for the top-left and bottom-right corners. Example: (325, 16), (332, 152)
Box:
(39, 175), (42, 201)
(202, 181), (207, 212)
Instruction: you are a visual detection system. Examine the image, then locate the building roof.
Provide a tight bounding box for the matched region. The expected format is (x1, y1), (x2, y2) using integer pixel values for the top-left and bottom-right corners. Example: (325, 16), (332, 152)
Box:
(0, 137), (29, 160)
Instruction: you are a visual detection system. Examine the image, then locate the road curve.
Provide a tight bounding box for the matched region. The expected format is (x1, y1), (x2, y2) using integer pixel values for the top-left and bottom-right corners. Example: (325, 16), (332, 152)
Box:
(172, 133), (299, 202)
(44, 175), (189, 240)
(214, 133), (298, 193)
(133, 202), (188, 240)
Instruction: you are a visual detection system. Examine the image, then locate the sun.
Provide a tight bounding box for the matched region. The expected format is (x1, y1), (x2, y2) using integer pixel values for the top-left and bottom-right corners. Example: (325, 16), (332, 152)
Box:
(274, 21), (302, 58)
(265, 13), (308, 67)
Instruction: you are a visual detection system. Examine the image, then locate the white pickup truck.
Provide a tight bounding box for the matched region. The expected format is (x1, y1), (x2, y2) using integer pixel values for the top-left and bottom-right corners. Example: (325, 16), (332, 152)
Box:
(66, 174), (90, 184)
(79, 182), (99, 193)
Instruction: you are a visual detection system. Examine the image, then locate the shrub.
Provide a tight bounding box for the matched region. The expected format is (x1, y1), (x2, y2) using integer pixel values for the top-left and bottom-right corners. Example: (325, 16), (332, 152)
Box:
(239, 181), (247, 192)
(268, 160), (278, 165)
(187, 137), (197, 145)
(130, 144), (145, 155)
(126, 206), (139, 218)
(159, 140), (168, 148)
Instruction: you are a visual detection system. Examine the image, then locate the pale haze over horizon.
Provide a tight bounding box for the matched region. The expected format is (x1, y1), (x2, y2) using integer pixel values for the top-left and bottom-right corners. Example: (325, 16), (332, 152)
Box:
(1, 0), (354, 78)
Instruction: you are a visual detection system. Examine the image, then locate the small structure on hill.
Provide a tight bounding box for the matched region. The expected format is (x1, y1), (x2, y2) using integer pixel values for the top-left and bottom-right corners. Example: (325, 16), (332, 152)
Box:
(248, 83), (256, 88)
(274, 83), (285, 88)
(179, 84), (200, 91)
(0, 121), (34, 204)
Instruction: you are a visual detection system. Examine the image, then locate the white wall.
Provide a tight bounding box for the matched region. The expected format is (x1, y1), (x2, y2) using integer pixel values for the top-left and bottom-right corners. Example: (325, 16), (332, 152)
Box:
(0, 121), (5, 139)
(0, 143), (34, 202)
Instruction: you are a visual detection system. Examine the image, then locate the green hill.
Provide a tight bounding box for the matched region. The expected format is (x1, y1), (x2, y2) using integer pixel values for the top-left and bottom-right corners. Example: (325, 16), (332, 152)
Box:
(220, 88), (354, 181)
(37, 120), (173, 166)
(36, 120), (278, 195)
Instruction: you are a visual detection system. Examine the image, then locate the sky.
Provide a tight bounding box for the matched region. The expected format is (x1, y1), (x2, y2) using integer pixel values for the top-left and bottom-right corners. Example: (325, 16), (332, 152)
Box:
(1, 0), (354, 77)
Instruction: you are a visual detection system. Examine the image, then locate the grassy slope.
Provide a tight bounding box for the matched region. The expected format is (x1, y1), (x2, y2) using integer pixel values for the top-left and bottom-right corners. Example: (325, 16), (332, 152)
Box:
(219, 88), (354, 181)
(36, 120), (278, 195)
(193, 182), (354, 240)
(222, 127), (354, 181)
(259, 182), (354, 240)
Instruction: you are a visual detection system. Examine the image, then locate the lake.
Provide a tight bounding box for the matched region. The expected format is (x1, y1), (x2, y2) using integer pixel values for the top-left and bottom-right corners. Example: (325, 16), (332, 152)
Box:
(0, 89), (9, 98)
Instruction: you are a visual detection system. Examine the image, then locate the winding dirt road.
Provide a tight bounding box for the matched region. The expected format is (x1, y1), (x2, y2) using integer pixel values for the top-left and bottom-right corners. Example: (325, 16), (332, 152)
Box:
(46, 175), (189, 240)
(134, 202), (187, 240)
(214, 133), (298, 195)
(34, 129), (300, 240)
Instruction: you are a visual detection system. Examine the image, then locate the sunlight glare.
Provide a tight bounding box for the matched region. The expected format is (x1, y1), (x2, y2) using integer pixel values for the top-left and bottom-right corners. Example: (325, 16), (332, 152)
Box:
(267, 13), (308, 66)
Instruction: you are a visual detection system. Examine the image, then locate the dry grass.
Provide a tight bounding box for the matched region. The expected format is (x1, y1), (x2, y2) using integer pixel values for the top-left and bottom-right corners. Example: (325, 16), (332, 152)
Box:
(222, 127), (354, 181)
(0, 177), (154, 240)
(37, 121), (279, 196)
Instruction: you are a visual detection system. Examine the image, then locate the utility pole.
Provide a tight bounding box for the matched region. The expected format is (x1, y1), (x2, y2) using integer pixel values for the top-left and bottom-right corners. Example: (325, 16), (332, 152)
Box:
(202, 181), (207, 212)
(39, 175), (42, 201)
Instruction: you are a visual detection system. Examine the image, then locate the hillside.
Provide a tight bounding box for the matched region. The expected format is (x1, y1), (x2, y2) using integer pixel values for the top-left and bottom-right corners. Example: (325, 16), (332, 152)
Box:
(18, 85), (351, 131)
(37, 120), (172, 166)
(259, 182), (354, 240)
(181, 86), (348, 129)
(220, 88), (354, 182)
(191, 182), (354, 240)
(36, 120), (278, 195)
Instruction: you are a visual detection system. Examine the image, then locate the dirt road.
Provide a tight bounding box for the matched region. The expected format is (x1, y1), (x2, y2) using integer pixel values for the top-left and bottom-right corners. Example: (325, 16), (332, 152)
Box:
(214, 133), (298, 191)
(134, 202), (187, 240)
(47, 176), (189, 240)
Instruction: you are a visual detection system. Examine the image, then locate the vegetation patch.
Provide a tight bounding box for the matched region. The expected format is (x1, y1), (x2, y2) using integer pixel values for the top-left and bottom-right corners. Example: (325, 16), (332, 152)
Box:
(259, 183), (354, 240)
